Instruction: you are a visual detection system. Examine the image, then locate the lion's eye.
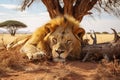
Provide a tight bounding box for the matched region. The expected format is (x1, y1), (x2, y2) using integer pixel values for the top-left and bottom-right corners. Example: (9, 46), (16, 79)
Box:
(66, 40), (72, 45)
(52, 38), (57, 44)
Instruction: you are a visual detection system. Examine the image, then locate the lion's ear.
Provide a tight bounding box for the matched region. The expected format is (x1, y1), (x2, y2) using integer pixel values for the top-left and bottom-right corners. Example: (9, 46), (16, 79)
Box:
(73, 27), (85, 40)
(45, 23), (51, 33)
(44, 23), (55, 33)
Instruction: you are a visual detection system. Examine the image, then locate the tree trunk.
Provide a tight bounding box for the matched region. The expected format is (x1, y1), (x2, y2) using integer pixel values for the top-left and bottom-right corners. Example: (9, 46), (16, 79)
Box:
(7, 26), (17, 36)
(42, 0), (97, 22)
(22, 0), (98, 22)
(21, 0), (120, 22)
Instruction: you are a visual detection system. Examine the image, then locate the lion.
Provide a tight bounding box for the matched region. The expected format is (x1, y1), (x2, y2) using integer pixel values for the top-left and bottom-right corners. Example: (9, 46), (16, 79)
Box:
(8, 15), (85, 62)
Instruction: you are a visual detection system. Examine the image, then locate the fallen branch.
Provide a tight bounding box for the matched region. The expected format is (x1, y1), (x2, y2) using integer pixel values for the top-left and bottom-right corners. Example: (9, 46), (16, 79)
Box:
(82, 28), (120, 62)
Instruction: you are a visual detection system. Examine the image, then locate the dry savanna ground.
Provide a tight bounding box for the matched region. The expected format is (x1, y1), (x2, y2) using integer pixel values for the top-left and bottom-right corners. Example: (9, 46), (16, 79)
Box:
(0, 34), (120, 80)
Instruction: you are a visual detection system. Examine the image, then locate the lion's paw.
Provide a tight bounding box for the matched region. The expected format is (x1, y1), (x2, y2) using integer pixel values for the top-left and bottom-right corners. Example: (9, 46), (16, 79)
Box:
(26, 51), (46, 60)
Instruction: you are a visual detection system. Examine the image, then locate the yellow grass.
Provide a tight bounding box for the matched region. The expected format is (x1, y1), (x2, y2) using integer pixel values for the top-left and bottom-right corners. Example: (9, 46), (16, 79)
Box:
(83, 34), (115, 44)
(0, 33), (117, 46)
(0, 34), (31, 47)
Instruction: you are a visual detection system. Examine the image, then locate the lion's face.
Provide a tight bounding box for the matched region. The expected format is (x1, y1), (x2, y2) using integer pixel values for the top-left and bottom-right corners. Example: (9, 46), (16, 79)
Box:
(48, 27), (75, 62)
(46, 19), (85, 62)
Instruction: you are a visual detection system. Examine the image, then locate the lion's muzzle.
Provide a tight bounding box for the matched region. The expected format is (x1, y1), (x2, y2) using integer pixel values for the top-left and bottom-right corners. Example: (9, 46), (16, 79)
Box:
(52, 44), (68, 62)
(55, 48), (65, 56)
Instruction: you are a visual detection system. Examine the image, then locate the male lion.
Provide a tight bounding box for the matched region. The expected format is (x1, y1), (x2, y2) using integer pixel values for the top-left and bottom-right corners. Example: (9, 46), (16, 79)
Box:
(8, 15), (85, 62)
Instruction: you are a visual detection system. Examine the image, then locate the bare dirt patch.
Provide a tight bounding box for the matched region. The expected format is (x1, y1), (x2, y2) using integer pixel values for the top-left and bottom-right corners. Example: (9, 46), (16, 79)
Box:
(0, 60), (98, 80)
(0, 44), (98, 80)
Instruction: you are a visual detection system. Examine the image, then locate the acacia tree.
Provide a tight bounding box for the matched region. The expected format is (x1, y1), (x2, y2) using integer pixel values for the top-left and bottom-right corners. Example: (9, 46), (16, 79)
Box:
(0, 20), (27, 36)
(21, 0), (120, 22)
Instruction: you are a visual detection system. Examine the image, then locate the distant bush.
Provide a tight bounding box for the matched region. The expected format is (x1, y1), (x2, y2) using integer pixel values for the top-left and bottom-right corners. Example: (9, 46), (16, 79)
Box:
(86, 32), (101, 34)
(86, 32), (91, 34)
(102, 32), (109, 34)
(95, 32), (101, 34)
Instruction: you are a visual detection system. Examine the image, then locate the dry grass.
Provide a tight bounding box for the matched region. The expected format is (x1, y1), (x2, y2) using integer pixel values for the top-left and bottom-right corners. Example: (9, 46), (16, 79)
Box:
(84, 34), (114, 44)
(94, 59), (120, 80)
(0, 34), (120, 79)
(0, 45), (27, 77)
(0, 34), (116, 45)
(0, 34), (30, 46)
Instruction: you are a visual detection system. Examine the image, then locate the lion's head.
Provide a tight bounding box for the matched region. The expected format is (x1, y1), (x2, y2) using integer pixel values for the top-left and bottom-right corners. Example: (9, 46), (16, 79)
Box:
(44, 15), (85, 62)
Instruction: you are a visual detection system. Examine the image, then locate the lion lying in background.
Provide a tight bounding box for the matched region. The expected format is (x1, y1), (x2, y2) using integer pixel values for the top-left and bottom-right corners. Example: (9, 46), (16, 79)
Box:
(7, 15), (85, 62)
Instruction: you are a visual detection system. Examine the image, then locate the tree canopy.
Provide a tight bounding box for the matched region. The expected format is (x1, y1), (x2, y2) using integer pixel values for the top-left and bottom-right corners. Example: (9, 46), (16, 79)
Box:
(0, 20), (27, 36)
(0, 20), (27, 28)
(21, 0), (120, 22)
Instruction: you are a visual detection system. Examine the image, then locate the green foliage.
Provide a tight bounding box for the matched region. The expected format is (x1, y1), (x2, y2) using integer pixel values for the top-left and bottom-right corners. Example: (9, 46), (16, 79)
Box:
(0, 20), (27, 36)
(0, 20), (27, 28)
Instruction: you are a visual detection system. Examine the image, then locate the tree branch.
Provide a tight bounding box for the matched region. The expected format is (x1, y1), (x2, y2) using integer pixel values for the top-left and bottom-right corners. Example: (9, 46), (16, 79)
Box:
(21, 0), (31, 11)
(87, 0), (98, 11)
(111, 28), (120, 42)
(28, 0), (34, 7)
(63, 0), (75, 16)
(21, 0), (120, 22)
(42, 0), (63, 18)
(90, 30), (97, 45)
(82, 28), (120, 62)
(74, 0), (98, 22)
(73, 0), (91, 22)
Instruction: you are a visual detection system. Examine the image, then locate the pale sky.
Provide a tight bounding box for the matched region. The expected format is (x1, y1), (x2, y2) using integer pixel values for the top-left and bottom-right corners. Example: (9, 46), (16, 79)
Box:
(0, 0), (120, 33)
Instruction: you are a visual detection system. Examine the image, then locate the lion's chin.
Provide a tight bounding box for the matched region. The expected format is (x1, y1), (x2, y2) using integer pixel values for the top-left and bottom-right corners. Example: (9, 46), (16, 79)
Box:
(53, 58), (66, 62)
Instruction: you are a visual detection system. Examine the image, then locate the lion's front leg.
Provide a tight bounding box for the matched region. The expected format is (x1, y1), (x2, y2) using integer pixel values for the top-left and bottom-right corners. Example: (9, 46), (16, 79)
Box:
(25, 50), (46, 60)
(20, 42), (46, 60)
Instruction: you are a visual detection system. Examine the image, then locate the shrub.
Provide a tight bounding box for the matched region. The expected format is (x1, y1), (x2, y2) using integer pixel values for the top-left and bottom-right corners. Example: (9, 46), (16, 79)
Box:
(87, 32), (91, 34)
(102, 32), (109, 34)
(95, 32), (101, 34)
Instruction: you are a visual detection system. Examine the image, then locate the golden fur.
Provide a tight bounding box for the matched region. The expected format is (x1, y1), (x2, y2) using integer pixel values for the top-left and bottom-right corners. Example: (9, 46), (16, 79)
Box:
(12, 15), (85, 62)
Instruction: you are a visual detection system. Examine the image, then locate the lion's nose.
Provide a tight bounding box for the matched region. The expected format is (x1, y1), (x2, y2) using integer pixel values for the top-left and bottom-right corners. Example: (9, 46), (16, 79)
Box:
(55, 49), (65, 55)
